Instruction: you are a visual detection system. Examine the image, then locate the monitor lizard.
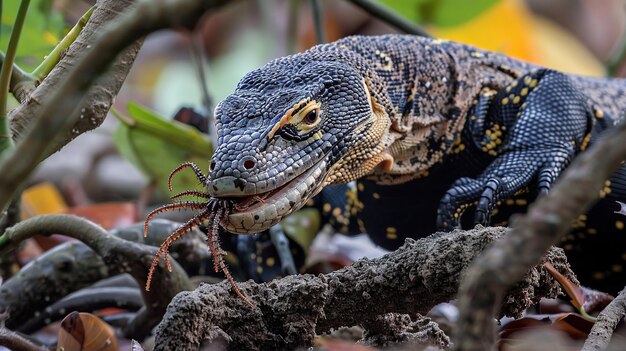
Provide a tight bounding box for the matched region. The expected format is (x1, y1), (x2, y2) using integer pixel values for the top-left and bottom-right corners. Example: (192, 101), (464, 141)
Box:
(151, 34), (626, 296)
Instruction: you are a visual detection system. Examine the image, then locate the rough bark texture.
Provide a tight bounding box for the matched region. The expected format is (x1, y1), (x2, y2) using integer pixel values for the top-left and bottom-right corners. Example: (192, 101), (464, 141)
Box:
(8, 0), (140, 152)
(0, 0), (229, 212)
(0, 216), (196, 340)
(360, 313), (450, 348)
(454, 120), (626, 351)
(154, 226), (575, 350)
(582, 287), (626, 351)
(0, 219), (205, 331)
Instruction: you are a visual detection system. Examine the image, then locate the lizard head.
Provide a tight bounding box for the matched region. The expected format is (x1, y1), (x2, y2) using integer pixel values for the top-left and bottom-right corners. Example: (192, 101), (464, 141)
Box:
(208, 53), (392, 233)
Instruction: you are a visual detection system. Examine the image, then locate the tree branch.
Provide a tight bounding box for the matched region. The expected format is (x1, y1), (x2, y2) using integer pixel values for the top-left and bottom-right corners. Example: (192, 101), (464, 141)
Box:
(454, 120), (626, 351)
(0, 0), (229, 212)
(0, 215), (194, 340)
(582, 287), (626, 351)
(8, 0), (138, 144)
(154, 226), (574, 350)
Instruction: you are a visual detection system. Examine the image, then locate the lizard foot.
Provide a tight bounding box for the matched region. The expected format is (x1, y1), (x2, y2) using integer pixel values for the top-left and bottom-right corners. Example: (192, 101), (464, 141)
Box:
(436, 147), (574, 230)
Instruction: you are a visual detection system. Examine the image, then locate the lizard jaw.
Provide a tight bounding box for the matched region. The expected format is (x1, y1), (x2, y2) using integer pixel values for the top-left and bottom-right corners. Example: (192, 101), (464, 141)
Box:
(223, 159), (327, 233)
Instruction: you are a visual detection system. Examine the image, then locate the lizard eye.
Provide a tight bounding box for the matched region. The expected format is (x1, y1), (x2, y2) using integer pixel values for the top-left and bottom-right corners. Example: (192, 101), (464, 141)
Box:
(303, 108), (319, 125)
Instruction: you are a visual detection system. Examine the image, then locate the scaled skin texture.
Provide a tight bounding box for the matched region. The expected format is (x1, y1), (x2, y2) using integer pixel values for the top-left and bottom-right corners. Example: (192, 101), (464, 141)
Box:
(209, 34), (626, 294)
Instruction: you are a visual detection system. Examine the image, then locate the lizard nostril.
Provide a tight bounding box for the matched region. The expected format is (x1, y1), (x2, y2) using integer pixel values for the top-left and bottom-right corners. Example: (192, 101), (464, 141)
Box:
(209, 160), (216, 171)
(243, 158), (256, 170)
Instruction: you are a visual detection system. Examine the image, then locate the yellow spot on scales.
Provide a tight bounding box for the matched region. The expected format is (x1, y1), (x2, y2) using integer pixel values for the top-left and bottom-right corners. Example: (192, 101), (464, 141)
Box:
(323, 203), (331, 213)
(386, 227), (398, 240)
(332, 207), (342, 217)
(595, 109), (604, 119)
(592, 272), (605, 280)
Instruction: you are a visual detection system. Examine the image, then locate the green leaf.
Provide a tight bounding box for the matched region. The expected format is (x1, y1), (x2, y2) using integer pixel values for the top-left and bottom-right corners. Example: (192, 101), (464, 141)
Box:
(1, 0), (65, 71)
(377, 0), (501, 28)
(112, 103), (213, 196)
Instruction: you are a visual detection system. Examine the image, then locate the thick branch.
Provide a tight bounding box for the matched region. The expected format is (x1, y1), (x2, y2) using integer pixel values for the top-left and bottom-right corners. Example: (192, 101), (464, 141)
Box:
(0, 0), (229, 212)
(582, 287), (626, 351)
(154, 226), (574, 350)
(9, 0), (138, 145)
(0, 219), (205, 331)
(454, 120), (626, 351)
(0, 215), (194, 340)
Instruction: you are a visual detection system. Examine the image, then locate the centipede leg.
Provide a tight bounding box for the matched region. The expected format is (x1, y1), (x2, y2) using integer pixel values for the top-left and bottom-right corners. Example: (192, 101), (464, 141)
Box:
(145, 207), (211, 291)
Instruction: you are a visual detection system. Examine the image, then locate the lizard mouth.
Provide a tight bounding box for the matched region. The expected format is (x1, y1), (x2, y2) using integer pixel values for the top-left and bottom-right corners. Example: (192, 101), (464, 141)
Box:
(223, 159), (328, 233)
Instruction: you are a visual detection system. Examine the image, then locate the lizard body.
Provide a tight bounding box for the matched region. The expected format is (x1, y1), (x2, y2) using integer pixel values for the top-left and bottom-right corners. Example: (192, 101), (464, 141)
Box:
(209, 35), (626, 293)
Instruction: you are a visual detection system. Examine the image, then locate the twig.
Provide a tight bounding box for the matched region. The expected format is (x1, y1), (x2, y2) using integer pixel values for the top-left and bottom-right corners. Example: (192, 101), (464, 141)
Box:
(0, 0), (30, 153)
(287, 0), (302, 54)
(606, 31), (626, 77)
(30, 6), (95, 82)
(0, 0), (229, 213)
(454, 120), (626, 351)
(190, 33), (213, 114)
(0, 196), (21, 279)
(582, 287), (626, 351)
(311, 0), (325, 44)
(344, 0), (430, 37)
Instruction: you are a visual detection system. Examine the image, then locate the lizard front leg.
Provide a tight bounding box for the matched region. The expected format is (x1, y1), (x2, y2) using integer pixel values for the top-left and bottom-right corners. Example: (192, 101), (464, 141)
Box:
(437, 70), (592, 230)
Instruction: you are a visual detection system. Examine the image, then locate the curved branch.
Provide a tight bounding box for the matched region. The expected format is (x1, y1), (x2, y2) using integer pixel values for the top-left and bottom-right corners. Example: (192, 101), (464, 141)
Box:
(0, 215), (194, 340)
(0, 0), (229, 213)
(0, 219), (206, 332)
(8, 0), (138, 144)
(454, 120), (626, 351)
(582, 287), (626, 351)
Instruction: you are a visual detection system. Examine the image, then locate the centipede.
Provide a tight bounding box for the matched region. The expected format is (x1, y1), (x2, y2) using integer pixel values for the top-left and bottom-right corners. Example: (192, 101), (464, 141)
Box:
(143, 161), (253, 308)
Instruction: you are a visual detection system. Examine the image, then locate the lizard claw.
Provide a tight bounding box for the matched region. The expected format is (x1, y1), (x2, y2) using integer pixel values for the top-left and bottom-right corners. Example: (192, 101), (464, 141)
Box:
(436, 177), (483, 230)
(437, 148), (574, 231)
(474, 178), (501, 226)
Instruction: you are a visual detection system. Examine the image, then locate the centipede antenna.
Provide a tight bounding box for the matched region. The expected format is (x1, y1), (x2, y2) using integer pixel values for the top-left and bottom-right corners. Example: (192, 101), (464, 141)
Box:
(168, 161), (208, 192)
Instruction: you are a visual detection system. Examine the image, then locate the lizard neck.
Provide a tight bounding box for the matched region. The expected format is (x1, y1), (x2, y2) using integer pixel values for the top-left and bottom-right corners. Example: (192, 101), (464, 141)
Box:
(367, 39), (472, 183)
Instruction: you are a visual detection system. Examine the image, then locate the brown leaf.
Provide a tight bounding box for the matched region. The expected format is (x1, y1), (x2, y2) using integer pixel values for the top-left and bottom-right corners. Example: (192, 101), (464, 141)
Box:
(553, 313), (594, 339)
(57, 312), (118, 351)
(580, 286), (614, 314)
(544, 263), (585, 311)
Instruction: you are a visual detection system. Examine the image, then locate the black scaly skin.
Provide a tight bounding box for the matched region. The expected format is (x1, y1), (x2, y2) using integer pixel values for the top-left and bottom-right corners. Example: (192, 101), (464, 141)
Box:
(211, 34), (626, 294)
